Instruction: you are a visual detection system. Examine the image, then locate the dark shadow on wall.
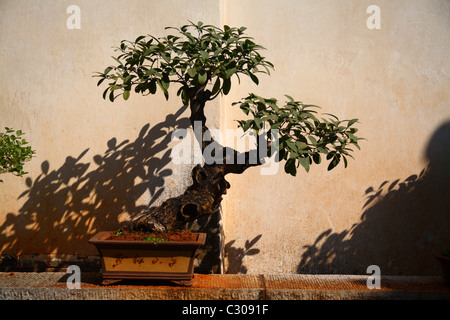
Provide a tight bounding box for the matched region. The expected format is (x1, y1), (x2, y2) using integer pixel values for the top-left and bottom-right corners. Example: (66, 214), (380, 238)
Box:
(0, 106), (191, 261)
(191, 208), (223, 274)
(297, 121), (450, 276)
(225, 234), (262, 274)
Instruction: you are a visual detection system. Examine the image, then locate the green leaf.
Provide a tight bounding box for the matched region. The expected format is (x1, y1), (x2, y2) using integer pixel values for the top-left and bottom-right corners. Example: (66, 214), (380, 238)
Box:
(284, 158), (297, 176)
(254, 117), (263, 130)
(198, 69), (207, 84)
(308, 136), (317, 145)
(187, 68), (197, 78)
(97, 77), (106, 86)
(110, 84), (121, 91)
(324, 113), (339, 121)
(181, 90), (189, 106)
(162, 52), (171, 63)
(312, 153), (321, 164)
(101, 87), (109, 99)
(200, 50), (209, 60)
(327, 155), (340, 171)
(248, 72), (259, 85)
(298, 157), (310, 172)
(135, 35), (146, 43)
(347, 118), (359, 127)
(104, 67), (113, 75)
(242, 119), (253, 132)
(211, 77), (221, 95)
(226, 68), (237, 79)
(347, 132), (357, 142)
(285, 140), (297, 152)
(240, 103), (250, 115)
(284, 94), (294, 102)
(295, 141), (308, 151)
(148, 79), (157, 94)
(222, 78), (231, 95)
(161, 73), (170, 90)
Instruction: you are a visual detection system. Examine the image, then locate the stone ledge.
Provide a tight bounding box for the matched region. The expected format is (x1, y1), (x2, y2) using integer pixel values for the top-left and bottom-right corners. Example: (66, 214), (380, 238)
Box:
(0, 272), (449, 300)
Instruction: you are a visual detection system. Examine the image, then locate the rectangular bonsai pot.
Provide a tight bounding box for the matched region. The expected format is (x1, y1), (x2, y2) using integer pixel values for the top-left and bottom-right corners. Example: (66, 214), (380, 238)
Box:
(89, 231), (206, 281)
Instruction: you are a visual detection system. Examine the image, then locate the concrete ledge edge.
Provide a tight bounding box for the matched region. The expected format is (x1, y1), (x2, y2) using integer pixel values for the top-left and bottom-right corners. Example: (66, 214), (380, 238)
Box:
(0, 273), (449, 300)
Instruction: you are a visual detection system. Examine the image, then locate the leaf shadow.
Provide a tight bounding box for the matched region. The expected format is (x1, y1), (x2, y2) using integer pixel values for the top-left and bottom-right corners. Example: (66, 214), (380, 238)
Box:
(225, 234), (262, 274)
(297, 121), (450, 275)
(0, 106), (191, 265)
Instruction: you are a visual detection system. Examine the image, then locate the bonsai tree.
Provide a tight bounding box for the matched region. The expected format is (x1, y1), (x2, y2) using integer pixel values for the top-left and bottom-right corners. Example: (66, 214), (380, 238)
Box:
(0, 127), (35, 183)
(95, 21), (362, 233)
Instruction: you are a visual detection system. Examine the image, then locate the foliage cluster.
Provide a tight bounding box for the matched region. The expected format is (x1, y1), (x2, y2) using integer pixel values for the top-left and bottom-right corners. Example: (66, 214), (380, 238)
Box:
(95, 21), (362, 176)
(0, 127), (35, 182)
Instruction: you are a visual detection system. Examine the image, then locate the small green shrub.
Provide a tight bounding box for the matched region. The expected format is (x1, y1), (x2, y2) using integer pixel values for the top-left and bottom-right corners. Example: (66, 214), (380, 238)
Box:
(0, 127), (35, 182)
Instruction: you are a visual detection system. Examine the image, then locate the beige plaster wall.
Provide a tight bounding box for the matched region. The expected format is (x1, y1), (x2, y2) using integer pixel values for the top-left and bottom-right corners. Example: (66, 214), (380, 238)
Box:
(222, 0), (450, 275)
(1, 0), (449, 276)
(0, 0), (223, 255)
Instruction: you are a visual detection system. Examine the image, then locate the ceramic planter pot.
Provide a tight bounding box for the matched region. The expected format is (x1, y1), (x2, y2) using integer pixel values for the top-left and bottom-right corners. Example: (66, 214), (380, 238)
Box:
(89, 231), (206, 283)
(435, 253), (450, 284)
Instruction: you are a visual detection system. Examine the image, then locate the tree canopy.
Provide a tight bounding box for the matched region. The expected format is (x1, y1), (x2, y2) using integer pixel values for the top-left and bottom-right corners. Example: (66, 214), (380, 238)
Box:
(95, 21), (362, 177)
(0, 127), (35, 182)
(95, 21), (272, 104)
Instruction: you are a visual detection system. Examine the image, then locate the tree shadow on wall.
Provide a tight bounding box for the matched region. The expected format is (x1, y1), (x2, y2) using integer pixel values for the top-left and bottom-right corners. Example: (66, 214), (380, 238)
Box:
(0, 106), (191, 258)
(297, 121), (450, 276)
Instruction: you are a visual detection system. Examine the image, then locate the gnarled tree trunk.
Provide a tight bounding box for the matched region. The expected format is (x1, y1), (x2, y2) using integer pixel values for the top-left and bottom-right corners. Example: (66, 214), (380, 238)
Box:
(131, 87), (262, 232)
